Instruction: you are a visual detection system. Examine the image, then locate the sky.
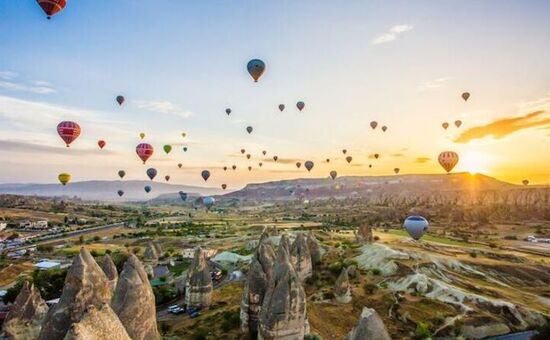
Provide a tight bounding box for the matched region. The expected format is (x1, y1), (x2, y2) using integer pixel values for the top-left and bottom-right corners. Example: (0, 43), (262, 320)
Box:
(0, 0), (549, 190)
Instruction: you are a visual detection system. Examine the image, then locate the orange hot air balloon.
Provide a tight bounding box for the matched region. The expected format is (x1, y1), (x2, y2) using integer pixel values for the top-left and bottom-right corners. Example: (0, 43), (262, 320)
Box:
(370, 121), (378, 130)
(346, 156), (352, 163)
(57, 121), (81, 147)
(438, 151), (459, 173)
(442, 122), (449, 130)
(97, 140), (106, 149)
(37, 0), (66, 19)
(454, 120), (462, 128)
(522, 179), (529, 186)
(394, 168), (400, 174)
(136, 143), (154, 164)
(374, 153), (380, 159)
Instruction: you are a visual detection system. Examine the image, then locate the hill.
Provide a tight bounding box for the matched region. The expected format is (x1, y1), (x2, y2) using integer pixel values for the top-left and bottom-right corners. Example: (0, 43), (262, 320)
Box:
(0, 180), (223, 202)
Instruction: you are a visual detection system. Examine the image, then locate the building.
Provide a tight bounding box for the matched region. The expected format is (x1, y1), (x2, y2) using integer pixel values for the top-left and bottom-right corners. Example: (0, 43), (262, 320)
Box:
(181, 247), (217, 259)
(0, 222), (7, 231)
(19, 220), (48, 230)
(34, 260), (61, 270)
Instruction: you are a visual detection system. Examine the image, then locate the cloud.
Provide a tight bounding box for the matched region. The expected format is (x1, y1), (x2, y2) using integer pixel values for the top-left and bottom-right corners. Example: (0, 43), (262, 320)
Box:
(391, 153), (405, 158)
(372, 24), (414, 45)
(415, 157), (431, 164)
(0, 139), (116, 156)
(135, 100), (193, 118)
(417, 77), (452, 92)
(454, 110), (550, 143)
(262, 158), (302, 164)
(0, 70), (56, 94)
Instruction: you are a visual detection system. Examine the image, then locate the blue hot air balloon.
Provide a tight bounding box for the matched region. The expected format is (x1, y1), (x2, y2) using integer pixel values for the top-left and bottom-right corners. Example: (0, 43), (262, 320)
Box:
(247, 59), (265, 82)
(203, 196), (215, 210)
(403, 216), (429, 240)
(179, 191), (188, 201)
(144, 185), (151, 193)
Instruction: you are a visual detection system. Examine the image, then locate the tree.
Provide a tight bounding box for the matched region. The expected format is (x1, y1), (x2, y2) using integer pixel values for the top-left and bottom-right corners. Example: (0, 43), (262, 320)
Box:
(78, 235), (85, 244)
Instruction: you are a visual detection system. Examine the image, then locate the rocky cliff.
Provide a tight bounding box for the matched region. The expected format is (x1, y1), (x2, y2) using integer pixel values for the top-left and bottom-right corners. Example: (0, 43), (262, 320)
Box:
(185, 246), (213, 309)
(2, 281), (49, 339)
(290, 233), (313, 282)
(345, 307), (391, 340)
(63, 304), (131, 340)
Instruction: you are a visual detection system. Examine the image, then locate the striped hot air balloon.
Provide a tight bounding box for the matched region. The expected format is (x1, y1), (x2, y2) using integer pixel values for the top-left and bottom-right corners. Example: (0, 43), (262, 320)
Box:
(36, 0), (66, 19)
(57, 121), (81, 147)
(438, 151), (459, 173)
(136, 143), (154, 164)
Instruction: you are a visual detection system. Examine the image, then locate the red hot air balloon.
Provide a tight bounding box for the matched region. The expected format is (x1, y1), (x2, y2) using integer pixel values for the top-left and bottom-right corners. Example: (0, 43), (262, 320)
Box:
(36, 0), (66, 19)
(97, 140), (106, 149)
(136, 143), (154, 164)
(57, 121), (81, 147)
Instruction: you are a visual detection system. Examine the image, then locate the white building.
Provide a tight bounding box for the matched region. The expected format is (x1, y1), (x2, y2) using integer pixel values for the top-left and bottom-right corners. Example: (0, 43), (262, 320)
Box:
(0, 222), (7, 231)
(34, 260), (61, 270)
(19, 220), (48, 229)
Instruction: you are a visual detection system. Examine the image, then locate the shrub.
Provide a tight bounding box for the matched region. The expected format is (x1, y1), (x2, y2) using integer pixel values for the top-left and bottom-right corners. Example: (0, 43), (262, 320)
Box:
(328, 261), (344, 275)
(469, 252), (477, 258)
(414, 322), (432, 339)
(363, 282), (377, 294)
(304, 333), (323, 340)
(220, 309), (240, 332)
(371, 268), (382, 276)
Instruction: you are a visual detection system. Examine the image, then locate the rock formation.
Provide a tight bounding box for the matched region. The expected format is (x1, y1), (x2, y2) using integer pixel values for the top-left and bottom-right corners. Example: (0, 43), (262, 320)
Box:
(63, 304), (130, 340)
(185, 246), (213, 309)
(355, 224), (374, 244)
(111, 254), (160, 340)
(143, 243), (159, 265)
(38, 247), (112, 340)
(240, 240), (276, 337)
(345, 307), (391, 340)
(278, 234), (291, 257)
(98, 254), (118, 292)
(2, 281), (48, 339)
(258, 244), (308, 340)
(306, 231), (322, 265)
(290, 233), (312, 282)
(334, 268), (352, 303)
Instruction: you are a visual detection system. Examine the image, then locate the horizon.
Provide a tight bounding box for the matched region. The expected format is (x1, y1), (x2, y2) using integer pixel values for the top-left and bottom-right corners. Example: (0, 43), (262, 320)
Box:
(1, 1), (549, 191)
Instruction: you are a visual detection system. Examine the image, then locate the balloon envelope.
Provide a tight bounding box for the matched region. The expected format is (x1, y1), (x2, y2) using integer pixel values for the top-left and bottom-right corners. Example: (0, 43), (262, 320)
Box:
(201, 170), (210, 181)
(144, 185), (151, 193)
(179, 191), (187, 201)
(330, 170), (337, 180)
(246, 126), (253, 134)
(296, 101), (305, 111)
(370, 121), (378, 130)
(296, 162), (301, 168)
(116, 95), (125, 106)
(442, 122), (449, 130)
(226, 108), (231, 115)
(222, 184), (227, 190)
(346, 156), (352, 163)
(163, 145), (172, 154)
(462, 92), (470, 101)
(139, 133), (145, 139)
(165, 175), (170, 181)
(97, 140), (106, 149)
(136, 143), (154, 164)
(146, 168), (157, 180)
(278, 104), (285, 112)
(454, 120), (462, 128)
(382, 126), (388, 132)
(403, 216), (429, 240)
(117, 190), (124, 197)
(522, 179), (529, 186)
(247, 59), (265, 82)
(438, 151), (459, 173)
(304, 161), (314, 171)
(178, 163), (182, 168)
(57, 121), (81, 147)
(37, 0), (66, 19)
(394, 168), (400, 174)
(118, 170), (125, 179)
(203, 196), (215, 210)
(58, 173), (70, 186)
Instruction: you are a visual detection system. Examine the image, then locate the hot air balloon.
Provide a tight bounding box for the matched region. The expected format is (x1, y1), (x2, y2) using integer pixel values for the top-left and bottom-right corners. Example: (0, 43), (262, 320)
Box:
(118, 170), (125, 179)
(178, 163), (182, 169)
(97, 140), (106, 149)
(226, 108), (231, 115)
(442, 122), (449, 130)
(438, 151), (459, 173)
(522, 179), (529, 186)
(374, 153), (380, 160)
(165, 175), (170, 181)
(330, 170), (337, 180)
(222, 184), (227, 190)
(58, 173), (70, 186)
(247, 59), (265, 82)
(116, 95), (125, 106)
(246, 126), (253, 134)
(342, 149), (347, 154)
(117, 190), (124, 197)
(203, 196), (215, 210)
(403, 216), (429, 240)
(248, 166), (252, 171)
(394, 168), (400, 174)
(201, 170), (210, 181)
(369, 164), (372, 168)
(304, 161), (314, 172)
(262, 150), (267, 155)
(223, 166), (227, 171)
(144, 185), (151, 193)
(232, 165), (237, 170)
(246, 154), (251, 160)
(296, 162), (302, 169)
(273, 156), (278, 161)
(370, 121), (378, 130)
(146, 168), (157, 180)
(278, 104), (285, 112)
(259, 162), (263, 167)
(296, 101), (305, 111)
(462, 92), (470, 101)
(183, 146), (188, 152)
(181, 132), (186, 138)
(179, 191), (187, 201)
(163, 145), (172, 154)
(326, 158), (330, 163)
(57, 121), (81, 147)
(136, 143), (154, 164)
(346, 156), (352, 164)
(139, 132), (145, 139)
(454, 120), (462, 128)
(36, 0), (66, 19)
(241, 149), (246, 154)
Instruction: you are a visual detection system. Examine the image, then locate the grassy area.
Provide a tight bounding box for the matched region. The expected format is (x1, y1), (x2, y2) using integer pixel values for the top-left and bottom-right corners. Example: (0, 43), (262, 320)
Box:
(168, 260), (191, 276)
(56, 243), (124, 256)
(386, 229), (483, 248)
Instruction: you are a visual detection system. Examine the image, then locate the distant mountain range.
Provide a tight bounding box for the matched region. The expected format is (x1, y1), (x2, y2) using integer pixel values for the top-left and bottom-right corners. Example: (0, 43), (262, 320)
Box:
(0, 180), (224, 202)
(219, 173), (547, 204)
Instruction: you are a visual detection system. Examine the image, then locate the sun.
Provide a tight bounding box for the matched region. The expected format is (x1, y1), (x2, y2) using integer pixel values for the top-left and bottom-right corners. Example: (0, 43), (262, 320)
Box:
(458, 151), (491, 175)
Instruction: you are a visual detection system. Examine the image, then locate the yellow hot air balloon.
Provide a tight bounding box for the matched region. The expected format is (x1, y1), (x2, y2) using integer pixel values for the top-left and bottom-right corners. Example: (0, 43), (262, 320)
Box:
(139, 132), (145, 139)
(438, 151), (459, 173)
(58, 173), (71, 186)
(181, 132), (186, 138)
